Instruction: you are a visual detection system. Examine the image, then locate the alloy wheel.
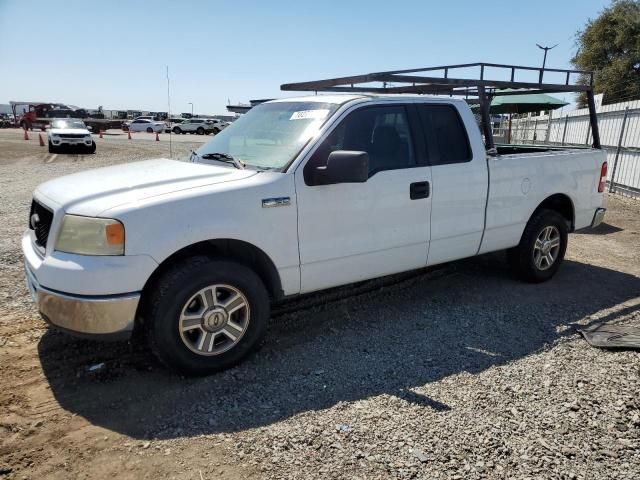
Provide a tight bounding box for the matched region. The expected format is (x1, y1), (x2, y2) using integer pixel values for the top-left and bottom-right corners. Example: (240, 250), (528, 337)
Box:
(533, 225), (561, 271)
(178, 284), (250, 356)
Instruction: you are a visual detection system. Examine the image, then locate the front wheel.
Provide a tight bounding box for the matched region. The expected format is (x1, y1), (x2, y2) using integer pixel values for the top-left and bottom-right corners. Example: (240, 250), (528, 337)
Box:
(196, 127), (204, 135)
(87, 141), (96, 154)
(146, 127), (153, 133)
(48, 140), (56, 153)
(146, 257), (270, 375)
(508, 209), (568, 283)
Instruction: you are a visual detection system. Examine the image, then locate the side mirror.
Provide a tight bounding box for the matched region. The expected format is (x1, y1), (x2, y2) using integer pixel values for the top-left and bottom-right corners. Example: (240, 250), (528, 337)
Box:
(314, 150), (369, 185)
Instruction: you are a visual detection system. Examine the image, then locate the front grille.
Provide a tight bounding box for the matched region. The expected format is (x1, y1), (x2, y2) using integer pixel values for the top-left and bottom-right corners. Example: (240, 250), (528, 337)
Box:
(58, 134), (85, 139)
(29, 200), (54, 248)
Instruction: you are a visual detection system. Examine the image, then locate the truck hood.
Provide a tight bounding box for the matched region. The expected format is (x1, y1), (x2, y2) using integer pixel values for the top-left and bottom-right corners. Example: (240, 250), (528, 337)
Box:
(35, 158), (257, 217)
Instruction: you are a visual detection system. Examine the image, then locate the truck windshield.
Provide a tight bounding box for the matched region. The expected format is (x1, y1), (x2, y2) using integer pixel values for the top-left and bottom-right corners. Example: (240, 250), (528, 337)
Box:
(194, 101), (339, 170)
(51, 120), (86, 129)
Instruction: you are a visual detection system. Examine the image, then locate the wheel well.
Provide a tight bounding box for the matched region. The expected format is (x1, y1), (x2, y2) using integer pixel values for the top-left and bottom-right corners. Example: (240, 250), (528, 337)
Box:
(141, 239), (284, 304)
(533, 194), (574, 230)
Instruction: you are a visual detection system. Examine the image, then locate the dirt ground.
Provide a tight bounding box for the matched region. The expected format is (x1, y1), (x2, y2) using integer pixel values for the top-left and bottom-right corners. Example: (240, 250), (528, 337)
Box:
(0, 129), (639, 479)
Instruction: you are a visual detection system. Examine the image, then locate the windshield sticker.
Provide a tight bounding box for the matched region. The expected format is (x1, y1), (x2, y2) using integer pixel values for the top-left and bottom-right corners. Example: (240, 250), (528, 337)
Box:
(290, 109), (330, 121)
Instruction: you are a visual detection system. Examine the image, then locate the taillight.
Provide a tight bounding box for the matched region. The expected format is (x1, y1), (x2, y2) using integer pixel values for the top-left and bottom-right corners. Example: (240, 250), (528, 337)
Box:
(598, 162), (607, 193)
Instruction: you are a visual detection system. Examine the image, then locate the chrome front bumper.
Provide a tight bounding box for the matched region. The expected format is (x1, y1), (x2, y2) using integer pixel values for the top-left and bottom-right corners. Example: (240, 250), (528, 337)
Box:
(591, 207), (606, 228)
(25, 265), (139, 340)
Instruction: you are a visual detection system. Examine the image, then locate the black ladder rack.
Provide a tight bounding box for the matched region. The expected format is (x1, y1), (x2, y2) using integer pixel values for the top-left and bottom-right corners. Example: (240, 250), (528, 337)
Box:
(280, 62), (601, 151)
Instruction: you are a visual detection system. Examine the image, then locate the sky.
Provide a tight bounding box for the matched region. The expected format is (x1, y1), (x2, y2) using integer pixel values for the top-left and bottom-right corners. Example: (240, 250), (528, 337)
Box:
(0, 0), (611, 116)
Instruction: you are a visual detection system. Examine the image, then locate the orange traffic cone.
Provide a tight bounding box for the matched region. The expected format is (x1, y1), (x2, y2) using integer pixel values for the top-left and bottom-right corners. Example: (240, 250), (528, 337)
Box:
(127, 129), (131, 140)
(155, 132), (159, 141)
(23, 129), (29, 140)
(99, 130), (103, 139)
(38, 133), (45, 146)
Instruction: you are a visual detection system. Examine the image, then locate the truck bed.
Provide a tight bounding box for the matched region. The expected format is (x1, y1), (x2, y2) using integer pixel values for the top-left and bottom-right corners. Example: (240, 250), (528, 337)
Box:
(495, 144), (590, 155)
(479, 147), (606, 255)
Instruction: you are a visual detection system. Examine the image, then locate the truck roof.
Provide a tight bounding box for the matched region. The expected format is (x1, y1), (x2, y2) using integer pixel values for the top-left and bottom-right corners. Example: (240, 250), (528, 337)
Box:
(268, 94), (468, 106)
(269, 95), (364, 105)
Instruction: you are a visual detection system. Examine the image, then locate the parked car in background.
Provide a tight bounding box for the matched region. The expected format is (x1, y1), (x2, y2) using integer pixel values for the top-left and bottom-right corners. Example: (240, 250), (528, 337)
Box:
(0, 114), (16, 128)
(205, 119), (226, 134)
(123, 119), (165, 133)
(133, 116), (155, 121)
(47, 118), (96, 153)
(172, 118), (213, 135)
(165, 117), (185, 133)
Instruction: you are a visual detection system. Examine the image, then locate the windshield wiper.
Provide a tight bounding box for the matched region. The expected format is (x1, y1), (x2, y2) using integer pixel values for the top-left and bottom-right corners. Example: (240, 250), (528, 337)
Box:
(200, 152), (245, 170)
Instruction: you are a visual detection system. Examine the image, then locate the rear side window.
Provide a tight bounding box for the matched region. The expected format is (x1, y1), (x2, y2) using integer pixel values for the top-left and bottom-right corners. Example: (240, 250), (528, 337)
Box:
(417, 105), (471, 165)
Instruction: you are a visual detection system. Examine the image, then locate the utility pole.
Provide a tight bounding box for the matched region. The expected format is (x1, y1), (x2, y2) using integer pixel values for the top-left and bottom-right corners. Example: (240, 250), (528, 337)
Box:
(188, 102), (194, 116)
(536, 43), (558, 82)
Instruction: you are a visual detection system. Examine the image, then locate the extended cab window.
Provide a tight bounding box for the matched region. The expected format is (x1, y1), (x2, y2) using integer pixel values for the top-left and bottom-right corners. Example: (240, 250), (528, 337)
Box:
(306, 105), (414, 183)
(417, 105), (471, 165)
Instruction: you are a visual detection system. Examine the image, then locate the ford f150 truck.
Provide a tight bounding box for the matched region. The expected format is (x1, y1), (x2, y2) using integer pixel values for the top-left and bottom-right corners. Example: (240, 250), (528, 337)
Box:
(23, 85), (607, 375)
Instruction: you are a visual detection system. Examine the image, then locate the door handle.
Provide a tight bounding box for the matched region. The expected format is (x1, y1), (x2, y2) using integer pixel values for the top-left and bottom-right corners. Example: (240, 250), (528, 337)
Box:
(410, 181), (430, 200)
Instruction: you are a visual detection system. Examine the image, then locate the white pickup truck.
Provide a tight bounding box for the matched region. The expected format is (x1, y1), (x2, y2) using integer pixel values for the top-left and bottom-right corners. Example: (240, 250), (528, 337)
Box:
(23, 94), (607, 375)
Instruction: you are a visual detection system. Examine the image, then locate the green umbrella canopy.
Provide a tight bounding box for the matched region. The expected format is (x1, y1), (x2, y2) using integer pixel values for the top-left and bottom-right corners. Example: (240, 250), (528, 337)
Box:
(484, 93), (569, 114)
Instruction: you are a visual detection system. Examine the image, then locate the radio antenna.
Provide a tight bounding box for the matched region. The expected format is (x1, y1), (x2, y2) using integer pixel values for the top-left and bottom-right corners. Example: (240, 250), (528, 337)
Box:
(166, 65), (172, 158)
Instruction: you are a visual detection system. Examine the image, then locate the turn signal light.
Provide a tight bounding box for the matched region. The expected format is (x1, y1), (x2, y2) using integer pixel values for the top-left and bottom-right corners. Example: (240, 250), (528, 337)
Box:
(105, 222), (125, 246)
(598, 162), (608, 193)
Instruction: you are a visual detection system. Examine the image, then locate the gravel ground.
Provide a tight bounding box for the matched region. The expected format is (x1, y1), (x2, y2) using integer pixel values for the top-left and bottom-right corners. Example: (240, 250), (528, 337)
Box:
(0, 129), (639, 479)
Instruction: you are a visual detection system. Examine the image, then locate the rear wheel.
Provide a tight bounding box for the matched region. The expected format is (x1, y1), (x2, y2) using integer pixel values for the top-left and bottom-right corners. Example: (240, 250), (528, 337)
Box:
(146, 127), (153, 133)
(146, 257), (270, 376)
(508, 209), (568, 283)
(196, 127), (205, 135)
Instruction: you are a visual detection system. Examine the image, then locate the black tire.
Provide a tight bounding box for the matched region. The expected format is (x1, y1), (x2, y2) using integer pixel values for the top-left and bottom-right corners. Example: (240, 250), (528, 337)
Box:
(196, 127), (204, 135)
(87, 141), (96, 154)
(173, 126), (182, 134)
(47, 141), (56, 153)
(213, 127), (220, 135)
(508, 209), (568, 283)
(146, 257), (270, 376)
(146, 127), (153, 133)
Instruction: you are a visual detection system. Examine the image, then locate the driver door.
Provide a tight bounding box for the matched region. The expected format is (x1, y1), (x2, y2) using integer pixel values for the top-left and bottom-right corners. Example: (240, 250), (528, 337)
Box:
(295, 104), (432, 294)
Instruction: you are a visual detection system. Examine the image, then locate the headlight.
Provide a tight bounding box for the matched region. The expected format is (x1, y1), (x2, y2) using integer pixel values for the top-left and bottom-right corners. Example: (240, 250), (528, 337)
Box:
(55, 215), (125, 255)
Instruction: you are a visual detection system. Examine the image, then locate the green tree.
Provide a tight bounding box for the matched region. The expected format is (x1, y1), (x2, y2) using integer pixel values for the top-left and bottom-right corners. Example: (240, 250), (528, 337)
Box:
(572, 0), (640, 106)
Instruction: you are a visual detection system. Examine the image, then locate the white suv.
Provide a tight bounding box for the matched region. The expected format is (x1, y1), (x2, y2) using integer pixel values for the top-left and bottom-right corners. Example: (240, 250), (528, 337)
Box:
(172, 119), (213, 135)
(47, 119), (96, 153)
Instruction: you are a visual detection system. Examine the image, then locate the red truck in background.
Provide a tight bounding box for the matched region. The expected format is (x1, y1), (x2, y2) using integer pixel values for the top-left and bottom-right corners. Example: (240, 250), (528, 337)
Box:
(11, 101), (123, 133)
